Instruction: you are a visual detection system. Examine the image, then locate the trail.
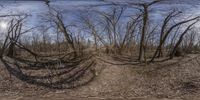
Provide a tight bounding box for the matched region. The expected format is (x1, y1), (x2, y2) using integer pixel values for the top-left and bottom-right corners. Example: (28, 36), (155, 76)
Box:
(1, 55), (200, 99)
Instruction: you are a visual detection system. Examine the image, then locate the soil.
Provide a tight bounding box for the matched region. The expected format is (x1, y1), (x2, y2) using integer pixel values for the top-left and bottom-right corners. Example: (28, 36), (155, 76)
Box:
(0, 54), (200, 100)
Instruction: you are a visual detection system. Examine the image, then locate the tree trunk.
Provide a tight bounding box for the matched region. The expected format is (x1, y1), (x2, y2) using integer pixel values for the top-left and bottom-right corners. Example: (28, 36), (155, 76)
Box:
(7, 43), (15, 58)
(139, 5), (148, 62)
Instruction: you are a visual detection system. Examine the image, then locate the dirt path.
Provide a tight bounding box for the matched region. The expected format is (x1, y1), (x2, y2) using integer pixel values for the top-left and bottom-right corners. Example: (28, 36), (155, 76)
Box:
(1, 55), (200, 99)
(0, 95), (183, 100)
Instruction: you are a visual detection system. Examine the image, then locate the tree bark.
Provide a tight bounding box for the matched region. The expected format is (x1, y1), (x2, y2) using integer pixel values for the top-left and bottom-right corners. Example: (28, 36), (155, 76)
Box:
(139, 5), (148, 61)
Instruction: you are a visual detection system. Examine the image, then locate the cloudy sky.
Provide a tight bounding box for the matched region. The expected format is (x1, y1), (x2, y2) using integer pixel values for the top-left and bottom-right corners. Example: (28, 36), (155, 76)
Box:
(0, 0), (199, 19)
(0, 0), (199, 18)
(0, 0), (200, 38)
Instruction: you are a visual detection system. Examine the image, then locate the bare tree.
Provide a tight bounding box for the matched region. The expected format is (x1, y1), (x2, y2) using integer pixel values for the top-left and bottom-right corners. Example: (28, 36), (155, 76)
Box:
(42, 7), (78, 56)
(98, 7), (125, 54)
(157, 10), (182, 57)
(151, 15), (200, 62)
(128, 0), (161, 61)
(79, 12), (106, 51)
(120, 14), (142, 54)
(169, 21), (198, 59)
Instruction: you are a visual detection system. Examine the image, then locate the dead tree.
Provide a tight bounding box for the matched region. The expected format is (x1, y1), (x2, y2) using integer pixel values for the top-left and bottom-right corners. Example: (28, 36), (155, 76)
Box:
(44, 3), (78, 56)
(55, 13), (76, 54)
(7, 19), (23, 57)
(128, 0), (161, 61)
(0, 15), (36, 59)
(151, 16), (200, 62)
(157, 10), (182, 57)
(120, 14), (142, 54)
(7, 15), (36, 58)
(80, 13), (106, 51)
(98, 7), (124, 54)
(182, 29), (198, 54)
(170, 21), (198, 59)
(167, 26), (181, 55)
(0, 13), (28, 58)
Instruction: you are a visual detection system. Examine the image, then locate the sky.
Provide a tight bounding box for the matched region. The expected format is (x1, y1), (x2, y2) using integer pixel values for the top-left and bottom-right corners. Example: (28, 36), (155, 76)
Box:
(0, 0), (200, 41)
(0, 0), (199, 22)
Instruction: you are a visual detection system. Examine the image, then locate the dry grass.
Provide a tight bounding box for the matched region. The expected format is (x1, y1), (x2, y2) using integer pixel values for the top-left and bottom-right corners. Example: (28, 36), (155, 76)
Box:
(0, 54), (200, 99)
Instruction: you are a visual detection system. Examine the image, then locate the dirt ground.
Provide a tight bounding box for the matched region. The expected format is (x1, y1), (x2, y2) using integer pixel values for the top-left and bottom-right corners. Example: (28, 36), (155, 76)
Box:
(1, 54), (200, 100)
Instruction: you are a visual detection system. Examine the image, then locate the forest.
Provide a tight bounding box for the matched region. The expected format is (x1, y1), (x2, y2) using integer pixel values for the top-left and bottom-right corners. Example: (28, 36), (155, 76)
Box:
(0, 0), (200, 100)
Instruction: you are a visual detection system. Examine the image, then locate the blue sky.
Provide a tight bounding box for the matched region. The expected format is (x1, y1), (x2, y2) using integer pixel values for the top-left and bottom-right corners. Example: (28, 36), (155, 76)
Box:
(0, 0), (199, 21)
(0, 0), (199, 17)
(0, 0), (200, 41)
